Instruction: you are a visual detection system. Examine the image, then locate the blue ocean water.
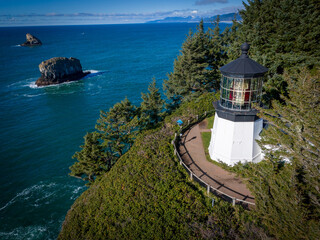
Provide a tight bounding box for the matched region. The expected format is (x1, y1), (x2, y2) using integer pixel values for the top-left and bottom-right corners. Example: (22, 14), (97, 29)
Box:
(0, 23), (230, 239)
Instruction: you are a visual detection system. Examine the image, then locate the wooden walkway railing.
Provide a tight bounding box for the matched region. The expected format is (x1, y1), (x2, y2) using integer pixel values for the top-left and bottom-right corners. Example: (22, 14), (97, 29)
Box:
(172, 111), (255, 209)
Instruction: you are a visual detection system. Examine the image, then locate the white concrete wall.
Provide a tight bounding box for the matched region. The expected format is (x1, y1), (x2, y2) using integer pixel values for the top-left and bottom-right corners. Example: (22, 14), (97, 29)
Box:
(208, 114), (263, 166)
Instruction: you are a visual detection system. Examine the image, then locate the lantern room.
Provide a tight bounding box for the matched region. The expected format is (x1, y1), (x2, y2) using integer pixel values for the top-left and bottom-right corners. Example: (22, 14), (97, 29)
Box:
(208, 43), (268, 166)
(219, 42), (267, 111)
(220, 76), (263, 111)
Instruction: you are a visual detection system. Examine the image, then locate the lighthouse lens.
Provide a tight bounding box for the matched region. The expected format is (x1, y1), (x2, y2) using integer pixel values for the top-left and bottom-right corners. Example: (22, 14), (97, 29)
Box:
(220, 76), (263, 111)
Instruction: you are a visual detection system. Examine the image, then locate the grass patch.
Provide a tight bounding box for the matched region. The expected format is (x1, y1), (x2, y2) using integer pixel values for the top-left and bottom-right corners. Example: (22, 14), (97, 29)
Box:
(201, 131), (211, 162)
(206, 115), (215, 129)
(200, 116), (218, 164)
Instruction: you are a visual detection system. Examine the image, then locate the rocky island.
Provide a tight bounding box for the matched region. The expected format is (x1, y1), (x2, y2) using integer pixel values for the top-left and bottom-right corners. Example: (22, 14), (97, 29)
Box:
(36, 57), (90, 86)
(21, 33), (42, 46)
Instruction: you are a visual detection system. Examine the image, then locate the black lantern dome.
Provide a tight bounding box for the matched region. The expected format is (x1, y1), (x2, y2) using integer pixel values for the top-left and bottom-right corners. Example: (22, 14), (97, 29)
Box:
(218, 43), (268, 113)
(220, 43), (268, 78)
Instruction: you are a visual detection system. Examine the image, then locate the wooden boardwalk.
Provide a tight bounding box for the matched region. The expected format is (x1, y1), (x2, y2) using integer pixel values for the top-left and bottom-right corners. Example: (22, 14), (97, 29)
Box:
(178, 121), (255, 204)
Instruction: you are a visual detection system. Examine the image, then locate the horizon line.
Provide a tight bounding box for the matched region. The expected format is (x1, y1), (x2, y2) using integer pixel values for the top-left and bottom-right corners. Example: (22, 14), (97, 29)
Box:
(0, 21), (235, 28)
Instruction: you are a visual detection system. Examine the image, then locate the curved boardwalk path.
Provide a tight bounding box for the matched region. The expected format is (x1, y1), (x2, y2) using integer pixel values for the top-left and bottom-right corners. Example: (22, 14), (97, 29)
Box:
(178, 120), (255, 205)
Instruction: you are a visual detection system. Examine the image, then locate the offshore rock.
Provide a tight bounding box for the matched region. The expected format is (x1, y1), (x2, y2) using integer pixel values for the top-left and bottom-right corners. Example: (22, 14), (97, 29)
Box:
(21, 33), (42, 46)
(36, 57), (90, 86)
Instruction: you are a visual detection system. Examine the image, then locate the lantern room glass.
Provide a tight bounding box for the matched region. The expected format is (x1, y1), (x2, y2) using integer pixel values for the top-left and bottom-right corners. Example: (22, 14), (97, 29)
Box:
(219, 76), (263, 111)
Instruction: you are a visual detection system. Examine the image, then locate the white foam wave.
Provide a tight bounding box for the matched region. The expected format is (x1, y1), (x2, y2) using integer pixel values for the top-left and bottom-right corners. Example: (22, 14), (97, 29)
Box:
(83, 69), (106, 79)
(7, 78), (36, 88)
(27, 80), (80, 89)
(0, 183), (57, 211)
(27, 82), (38, 89)
(86, 69), (99, 74)
(9, 70), (104, 90)
(70, 185), (86, 200)
(22, 93), (45, 98)
(72, 186), (83, 194)
(0, 225), (48, 240)
(12, 45), (21, 47)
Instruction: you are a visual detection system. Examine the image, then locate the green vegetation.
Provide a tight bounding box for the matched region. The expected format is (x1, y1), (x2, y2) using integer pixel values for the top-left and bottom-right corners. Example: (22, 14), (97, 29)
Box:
(251, 69), (320, 239)
(69, 132), (110, 184)
(70, 97), (138, 184)
(239, 0), (320, 105)
(206, 115), (214, 129)
(163, 19), (224, 109)
(140, 78), (164, 129)
(200, 131), (211, 162)
(64, 0), (320, 239)
(60, 95), (268, 239)
(70, 81), (165, 184)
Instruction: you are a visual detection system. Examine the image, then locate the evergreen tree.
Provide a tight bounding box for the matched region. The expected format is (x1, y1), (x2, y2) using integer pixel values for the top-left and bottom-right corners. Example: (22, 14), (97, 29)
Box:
(96, 97), (138, 157)
(70, 132), (113, 184)
(163, 20), (216, 107)
(239, 0), (320, 104)
(250, 68), (320, 239)
(222, 13), (243, 61)
(70, 98), (138, 184)
(206, 15), (227, 90)
(140, 78), (164, 129)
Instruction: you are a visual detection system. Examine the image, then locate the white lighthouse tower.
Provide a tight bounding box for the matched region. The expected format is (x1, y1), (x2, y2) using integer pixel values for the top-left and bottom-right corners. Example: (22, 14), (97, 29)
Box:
(208, 43), (268, 166)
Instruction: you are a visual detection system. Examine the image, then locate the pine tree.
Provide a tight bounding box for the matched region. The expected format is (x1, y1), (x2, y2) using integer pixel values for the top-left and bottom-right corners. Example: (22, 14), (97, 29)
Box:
(250, 68), (320, 239)
(222, 13), (243, 61)
(140, 78), (164, 129)
(163, 20), (216, 107)
(96, 97), (138, 157)
(239, 0), (320, 104)
(70, 132), (113, 184)
(206, 15), (226, 90)
(70, 98), (138, 184)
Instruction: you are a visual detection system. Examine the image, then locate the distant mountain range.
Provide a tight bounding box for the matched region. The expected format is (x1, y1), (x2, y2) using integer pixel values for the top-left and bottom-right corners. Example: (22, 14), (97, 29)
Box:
(146, 12), (241, 24)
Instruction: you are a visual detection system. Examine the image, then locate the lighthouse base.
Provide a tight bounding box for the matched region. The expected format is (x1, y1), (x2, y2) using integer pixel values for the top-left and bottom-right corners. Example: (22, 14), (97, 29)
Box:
(208, 113), (263, 166)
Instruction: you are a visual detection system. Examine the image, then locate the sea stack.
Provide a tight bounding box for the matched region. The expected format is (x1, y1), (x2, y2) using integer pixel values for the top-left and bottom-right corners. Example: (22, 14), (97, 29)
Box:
(21, 33), (42, 46)
(36, 57), (90, 86)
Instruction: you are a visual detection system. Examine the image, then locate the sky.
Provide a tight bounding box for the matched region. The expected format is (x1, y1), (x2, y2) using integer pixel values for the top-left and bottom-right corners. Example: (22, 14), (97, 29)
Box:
(0, 0), (246, 26)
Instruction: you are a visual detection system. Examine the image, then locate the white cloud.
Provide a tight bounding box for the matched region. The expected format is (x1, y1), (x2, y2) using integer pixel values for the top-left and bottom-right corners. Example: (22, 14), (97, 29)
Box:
(0, 5), (243, 26)
(195, 0), (228, 6)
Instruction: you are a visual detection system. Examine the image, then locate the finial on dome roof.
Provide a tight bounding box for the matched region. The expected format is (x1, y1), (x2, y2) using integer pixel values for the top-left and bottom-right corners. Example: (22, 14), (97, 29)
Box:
(240, 42), (250, 58)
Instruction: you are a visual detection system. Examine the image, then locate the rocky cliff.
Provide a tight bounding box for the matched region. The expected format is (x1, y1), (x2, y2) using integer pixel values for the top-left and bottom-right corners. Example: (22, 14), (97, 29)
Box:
(36, 57), (90, 86)
(21, 33), (42, 46)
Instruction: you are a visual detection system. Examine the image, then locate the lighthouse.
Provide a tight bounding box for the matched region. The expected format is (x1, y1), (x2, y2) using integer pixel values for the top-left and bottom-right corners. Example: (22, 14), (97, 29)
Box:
(208, 43), (268, 166)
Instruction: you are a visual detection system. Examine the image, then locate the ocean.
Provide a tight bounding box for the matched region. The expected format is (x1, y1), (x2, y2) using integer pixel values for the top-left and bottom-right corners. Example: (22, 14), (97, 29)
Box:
(0, 23), (230, 239)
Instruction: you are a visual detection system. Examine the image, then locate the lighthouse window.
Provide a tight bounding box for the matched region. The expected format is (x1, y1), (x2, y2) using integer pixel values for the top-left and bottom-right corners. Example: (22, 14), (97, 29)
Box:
(233, 78), (242, 90)
(219, 76), (263, 111)
(227, 77), (233, 88)
(251, 91), (257, 101)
